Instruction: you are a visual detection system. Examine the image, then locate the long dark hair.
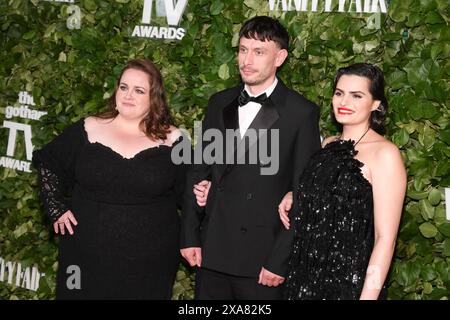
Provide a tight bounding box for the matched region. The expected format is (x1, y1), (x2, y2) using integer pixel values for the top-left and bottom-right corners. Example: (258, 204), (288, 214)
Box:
(96, 59), (173, 140)
(333, 63), (388, 134)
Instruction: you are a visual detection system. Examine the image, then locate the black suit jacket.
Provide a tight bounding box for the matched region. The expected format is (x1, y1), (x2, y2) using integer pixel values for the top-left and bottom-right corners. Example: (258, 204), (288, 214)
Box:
(181, 80), (321, 277)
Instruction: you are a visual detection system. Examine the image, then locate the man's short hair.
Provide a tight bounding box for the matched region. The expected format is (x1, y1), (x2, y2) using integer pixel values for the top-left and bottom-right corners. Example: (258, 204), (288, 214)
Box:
(239, 16), (289, 50)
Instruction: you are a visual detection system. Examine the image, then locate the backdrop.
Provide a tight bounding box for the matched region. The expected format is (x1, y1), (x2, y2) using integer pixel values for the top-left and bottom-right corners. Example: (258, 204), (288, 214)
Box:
(0, 0), (449, 300)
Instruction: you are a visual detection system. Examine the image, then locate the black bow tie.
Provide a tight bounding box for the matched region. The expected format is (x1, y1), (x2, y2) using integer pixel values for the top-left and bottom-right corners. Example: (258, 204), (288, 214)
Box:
(238, 90), (268, 107)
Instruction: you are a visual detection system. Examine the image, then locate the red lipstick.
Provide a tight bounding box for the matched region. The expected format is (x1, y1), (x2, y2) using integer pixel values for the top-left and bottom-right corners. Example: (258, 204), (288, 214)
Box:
(337, 107), (354, 115)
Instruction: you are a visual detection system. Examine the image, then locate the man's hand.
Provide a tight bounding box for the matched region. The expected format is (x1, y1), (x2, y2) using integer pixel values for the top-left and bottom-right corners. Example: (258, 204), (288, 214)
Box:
(278, 191), (293, 229)
(258, 267), (285, 287)
(180, 247), (202, 267)
(193, 180), (211, 207)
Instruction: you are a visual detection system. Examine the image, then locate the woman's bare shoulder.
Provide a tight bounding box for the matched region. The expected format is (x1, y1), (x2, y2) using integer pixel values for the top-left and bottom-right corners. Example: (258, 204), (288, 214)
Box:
(366, 136), (404, 172)
(375, 138), (402, 159)
(84, 116), (112, 129)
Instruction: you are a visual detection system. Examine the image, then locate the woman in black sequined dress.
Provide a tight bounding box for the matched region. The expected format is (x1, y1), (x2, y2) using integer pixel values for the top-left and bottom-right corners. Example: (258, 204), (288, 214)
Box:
(279, 63), (406, 299)
(33, 59), (187, 299)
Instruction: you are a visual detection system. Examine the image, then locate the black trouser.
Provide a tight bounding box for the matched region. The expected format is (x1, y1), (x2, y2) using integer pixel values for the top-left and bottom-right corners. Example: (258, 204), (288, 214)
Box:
(195, 267), (283, 300)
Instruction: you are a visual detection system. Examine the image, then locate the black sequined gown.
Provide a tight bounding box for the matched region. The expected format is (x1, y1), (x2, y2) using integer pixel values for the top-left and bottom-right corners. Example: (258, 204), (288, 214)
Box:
(32, 119), (186, 299)
(285, 139), (386, 300)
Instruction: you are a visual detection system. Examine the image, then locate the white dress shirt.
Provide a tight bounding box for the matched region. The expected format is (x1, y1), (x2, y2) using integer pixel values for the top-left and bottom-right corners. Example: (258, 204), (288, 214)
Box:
(238, 78), (278, 138)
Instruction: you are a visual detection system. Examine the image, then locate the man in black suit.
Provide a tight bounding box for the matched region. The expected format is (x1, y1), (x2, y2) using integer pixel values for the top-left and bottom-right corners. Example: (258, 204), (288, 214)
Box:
(180, 16), (321, 299)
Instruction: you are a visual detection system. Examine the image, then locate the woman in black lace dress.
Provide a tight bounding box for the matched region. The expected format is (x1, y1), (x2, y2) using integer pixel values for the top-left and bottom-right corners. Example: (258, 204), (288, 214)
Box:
(33, 59), (187, 299)
(278, 63), (406, 299)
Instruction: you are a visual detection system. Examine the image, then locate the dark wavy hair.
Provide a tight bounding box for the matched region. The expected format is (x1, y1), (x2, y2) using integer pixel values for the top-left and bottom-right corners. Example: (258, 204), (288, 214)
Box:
(239, 16), (289, 50)
(333, 63), (388, 134)
(96, 59), (173, 140)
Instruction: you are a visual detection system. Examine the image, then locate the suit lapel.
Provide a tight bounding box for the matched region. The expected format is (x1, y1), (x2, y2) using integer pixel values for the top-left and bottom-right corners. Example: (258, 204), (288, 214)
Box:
(222, 96), (239, 131)
(219, 81), (286, 180)
(236, 80), (287, 163)
(219, 96), (240, 180)
(239, 97), (279, 158)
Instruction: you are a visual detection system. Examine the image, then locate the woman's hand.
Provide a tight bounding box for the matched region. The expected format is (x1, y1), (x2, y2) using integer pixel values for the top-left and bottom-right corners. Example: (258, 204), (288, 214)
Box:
(278, 191), (293, 229)
(193, 180), (211, 207)
(53, 210), (78, 235)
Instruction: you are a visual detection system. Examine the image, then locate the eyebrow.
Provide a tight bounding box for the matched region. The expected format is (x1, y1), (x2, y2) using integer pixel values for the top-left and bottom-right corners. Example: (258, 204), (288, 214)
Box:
(250, 46), (267, 51)
(239, 45), (267, 51)
(119, 82), (148, 90)
(335, 88), (366, 95)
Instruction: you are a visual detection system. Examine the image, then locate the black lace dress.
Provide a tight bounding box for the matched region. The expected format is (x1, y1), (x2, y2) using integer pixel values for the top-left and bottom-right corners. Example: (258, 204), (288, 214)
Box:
(32, 119), (187, 299)
(284, 139), (387, 300)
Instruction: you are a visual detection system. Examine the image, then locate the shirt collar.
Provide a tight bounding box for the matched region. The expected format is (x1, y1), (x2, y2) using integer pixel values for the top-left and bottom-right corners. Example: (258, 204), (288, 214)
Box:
(244, 77), (278, 98)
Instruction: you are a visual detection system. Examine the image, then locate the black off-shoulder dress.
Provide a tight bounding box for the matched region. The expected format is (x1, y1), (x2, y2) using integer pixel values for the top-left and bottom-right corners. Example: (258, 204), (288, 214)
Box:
(32, 119), (187, 299)
(284, 139), (387, 300)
